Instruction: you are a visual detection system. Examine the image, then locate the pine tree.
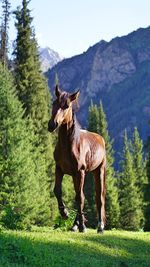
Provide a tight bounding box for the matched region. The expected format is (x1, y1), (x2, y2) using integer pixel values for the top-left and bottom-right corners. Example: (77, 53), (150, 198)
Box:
(119, 131), (143, 230)
(85, 102), (99, 227)
(132, 127), (146, 229)
(132, 127), (146, 190)
(88, 101), (99, 133)
(13, 0), (56, 224)
(98, 101), (120, 229)
(0, 0), (11, 66)
(86, 101), (120, 229)
(0, 63), (40, 229)
(144, 138), (150, 231)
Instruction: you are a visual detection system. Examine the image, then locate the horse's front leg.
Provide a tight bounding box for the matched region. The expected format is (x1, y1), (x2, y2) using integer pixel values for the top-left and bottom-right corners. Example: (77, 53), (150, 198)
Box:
(72, 170), (86, 232)
(54, 165), (69, 219)
(93, 160), (106, 233)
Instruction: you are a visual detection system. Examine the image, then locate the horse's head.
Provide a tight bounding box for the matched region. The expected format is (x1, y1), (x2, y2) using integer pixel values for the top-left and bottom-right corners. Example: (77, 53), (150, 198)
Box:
(48, 85), (80, 132)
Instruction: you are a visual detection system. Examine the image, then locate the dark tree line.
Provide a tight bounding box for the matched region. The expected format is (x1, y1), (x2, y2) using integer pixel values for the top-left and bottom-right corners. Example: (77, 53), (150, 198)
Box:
(87, 102), (149, 231)
(0, 0), (150, 231)
(86, 101), (120, 229)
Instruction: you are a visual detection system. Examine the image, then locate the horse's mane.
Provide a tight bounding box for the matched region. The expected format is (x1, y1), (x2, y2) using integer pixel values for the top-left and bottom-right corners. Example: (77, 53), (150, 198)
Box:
(70, 112), (81, 143)
(72, 97), (79, 112)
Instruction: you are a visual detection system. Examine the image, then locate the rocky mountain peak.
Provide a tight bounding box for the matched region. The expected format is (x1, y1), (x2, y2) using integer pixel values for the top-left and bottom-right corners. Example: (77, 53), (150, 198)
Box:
(39, 47), (64, 72)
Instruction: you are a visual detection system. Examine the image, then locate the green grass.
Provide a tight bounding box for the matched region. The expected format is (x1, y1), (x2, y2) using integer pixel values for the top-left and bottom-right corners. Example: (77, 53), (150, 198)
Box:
(0, 228), (150, 267)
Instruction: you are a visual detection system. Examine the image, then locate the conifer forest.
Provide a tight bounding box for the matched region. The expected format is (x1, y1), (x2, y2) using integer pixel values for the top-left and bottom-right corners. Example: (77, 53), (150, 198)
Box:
(0, 0), (150, 233)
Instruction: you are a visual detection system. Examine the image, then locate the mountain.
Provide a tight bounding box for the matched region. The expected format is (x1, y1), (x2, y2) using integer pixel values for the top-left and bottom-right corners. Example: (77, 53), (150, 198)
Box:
(47, 26), (150, 162)
(39, 47), (64, 72)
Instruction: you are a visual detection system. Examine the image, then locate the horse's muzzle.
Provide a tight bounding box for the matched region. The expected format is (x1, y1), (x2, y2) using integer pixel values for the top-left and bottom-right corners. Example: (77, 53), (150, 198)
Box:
(48, 120), (58, 132)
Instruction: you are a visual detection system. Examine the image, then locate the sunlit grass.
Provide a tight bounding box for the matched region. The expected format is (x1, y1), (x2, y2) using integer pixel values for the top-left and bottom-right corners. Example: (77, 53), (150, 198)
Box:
(0, 228), (150, 267)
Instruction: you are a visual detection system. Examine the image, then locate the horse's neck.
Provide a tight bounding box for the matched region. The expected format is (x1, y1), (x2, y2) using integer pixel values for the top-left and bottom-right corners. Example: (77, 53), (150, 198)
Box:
(58, 114), (79, 146)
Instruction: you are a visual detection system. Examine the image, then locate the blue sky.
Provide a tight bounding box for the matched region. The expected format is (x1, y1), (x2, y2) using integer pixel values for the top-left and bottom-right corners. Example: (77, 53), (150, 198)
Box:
(10, 0), (150, 58)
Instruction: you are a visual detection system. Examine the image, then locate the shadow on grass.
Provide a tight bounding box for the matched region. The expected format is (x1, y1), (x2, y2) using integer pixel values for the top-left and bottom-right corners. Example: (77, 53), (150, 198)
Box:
(0, 230), (150, 267)
(82, 232), (150, 266)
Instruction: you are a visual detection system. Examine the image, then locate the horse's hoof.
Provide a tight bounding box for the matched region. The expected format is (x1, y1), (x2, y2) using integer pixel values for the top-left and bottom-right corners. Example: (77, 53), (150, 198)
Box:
(79, 225), (87, 233)
(97, 228), (104, 234)
(71, 224), (79, 232)
(63, 214), (69, 220)
(60, 209), (69, 220)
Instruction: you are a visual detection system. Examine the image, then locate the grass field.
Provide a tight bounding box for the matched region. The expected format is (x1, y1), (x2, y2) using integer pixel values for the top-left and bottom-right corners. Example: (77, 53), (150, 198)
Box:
(0, 228), (150, 267)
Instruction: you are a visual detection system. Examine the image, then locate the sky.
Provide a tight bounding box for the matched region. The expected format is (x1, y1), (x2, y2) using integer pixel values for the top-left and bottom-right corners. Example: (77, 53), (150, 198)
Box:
(9, 0), (150, 58)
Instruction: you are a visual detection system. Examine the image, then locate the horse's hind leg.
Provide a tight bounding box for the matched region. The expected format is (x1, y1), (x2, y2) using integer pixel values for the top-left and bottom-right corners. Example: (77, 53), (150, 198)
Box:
(54, 165), (69, 219)
(93, 159), (106, 233)
(71, 176), (79, 231)
(71, 171), (86, 232)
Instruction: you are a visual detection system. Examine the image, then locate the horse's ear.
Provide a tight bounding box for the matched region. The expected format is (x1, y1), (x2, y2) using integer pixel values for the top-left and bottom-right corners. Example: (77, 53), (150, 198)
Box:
(55, 84), (62, 98)
(69, 90), (80, 102)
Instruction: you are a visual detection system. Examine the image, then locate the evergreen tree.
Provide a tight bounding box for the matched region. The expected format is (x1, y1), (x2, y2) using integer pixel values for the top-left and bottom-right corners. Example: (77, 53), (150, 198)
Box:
(98, 101), (120, 229)
(0, 0), (11, 66)
(132, 127), (146, 191)
(119, 131), (143, 230)
(132, 127), (146, 229)
(0, 63), (39, 229)
(13, 0), (56, 223)
(144, 138), (150, 231)
(86, 101), (120, 229)
(88, 101), (99, 133)
(85, 102), (99, 227)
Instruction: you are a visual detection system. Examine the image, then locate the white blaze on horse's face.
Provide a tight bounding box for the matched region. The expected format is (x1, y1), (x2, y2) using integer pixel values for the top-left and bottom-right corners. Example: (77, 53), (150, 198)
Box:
(54, 105), (71, 126)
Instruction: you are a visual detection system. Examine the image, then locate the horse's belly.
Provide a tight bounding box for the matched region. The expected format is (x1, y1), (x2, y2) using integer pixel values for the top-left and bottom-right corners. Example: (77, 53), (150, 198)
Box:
(88, 161), (101, 172)
(86, 146), (104, 172)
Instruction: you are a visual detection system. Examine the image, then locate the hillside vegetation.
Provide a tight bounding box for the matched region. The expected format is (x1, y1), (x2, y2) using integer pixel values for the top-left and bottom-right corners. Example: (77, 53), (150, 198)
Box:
(0, 228), (150, 267)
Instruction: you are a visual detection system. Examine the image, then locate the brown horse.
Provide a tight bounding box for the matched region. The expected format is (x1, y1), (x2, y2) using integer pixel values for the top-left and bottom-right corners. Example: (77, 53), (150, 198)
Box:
(48, 85), (106, 233)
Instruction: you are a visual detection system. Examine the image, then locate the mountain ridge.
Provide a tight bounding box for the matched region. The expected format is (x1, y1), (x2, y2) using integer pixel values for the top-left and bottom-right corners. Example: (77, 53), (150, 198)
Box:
(47, 26), (150, 160)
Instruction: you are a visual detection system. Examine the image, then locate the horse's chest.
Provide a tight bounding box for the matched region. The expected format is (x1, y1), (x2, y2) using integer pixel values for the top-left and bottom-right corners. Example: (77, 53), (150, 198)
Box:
(54, 145), (75, 175)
